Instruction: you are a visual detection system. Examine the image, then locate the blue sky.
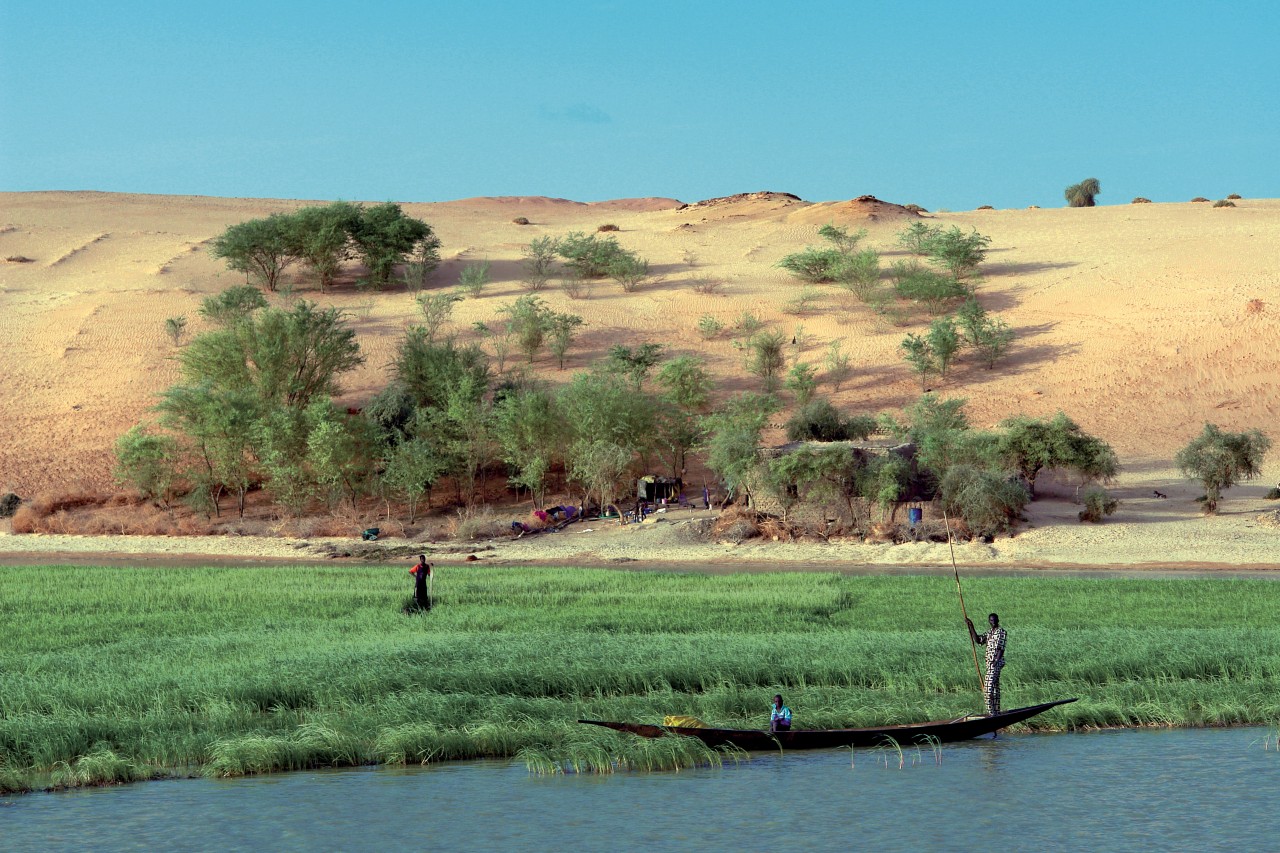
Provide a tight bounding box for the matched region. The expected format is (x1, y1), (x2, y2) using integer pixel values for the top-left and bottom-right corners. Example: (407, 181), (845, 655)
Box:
(2, 1), (1278, 209)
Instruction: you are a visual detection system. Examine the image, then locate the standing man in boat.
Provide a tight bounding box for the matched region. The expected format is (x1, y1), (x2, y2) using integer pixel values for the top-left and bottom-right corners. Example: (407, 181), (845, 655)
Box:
(966, 613), (1007, 716)
(769, 694), (792, 732)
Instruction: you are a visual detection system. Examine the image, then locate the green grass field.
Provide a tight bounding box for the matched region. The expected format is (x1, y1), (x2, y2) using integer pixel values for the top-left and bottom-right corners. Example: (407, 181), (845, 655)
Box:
(3, 564), (1280, 792)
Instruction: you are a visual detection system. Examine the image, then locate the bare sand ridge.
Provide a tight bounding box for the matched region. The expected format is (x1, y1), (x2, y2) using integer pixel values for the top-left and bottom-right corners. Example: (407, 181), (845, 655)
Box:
(1, 190), (1278, 567)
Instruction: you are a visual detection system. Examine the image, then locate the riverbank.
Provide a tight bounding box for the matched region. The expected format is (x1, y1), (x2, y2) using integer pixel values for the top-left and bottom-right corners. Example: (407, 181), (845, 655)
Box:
(4, 565), (1280, 794)
(3, 478), (1280, 571)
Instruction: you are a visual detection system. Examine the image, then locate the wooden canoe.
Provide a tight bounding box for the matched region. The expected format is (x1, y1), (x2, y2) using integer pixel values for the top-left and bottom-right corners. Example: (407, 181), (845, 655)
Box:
(579, 698), (1076, 750)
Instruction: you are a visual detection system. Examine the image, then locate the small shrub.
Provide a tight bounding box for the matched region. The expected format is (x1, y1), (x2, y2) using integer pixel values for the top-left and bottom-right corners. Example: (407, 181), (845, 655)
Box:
(1246, 299), (1265, 314)
(897, 222), (942, 256)
(562, 271), (591, 299)
(558, 232), (630, 277)
(597, 223), (620, 232)
(457, 261), (490, 298)
(784, 362), (818, 405)
(608, 254), (651, 292)
(1264, 487), (1280, 500)
(1131, 197), (1153, 204)
(940, 465), (1029, 538)
(733, 312), (763, 335)
(1190, 197), (1210, 203)
(521, 236), (559, 291)
(783, 287), (823, 316)
(1213, 199), (1235, 208)
(682, 249), (699, 267)
(164, 315), (188, 346)
(1078, 485), (1119, 522)
(1227, 193), (1242, 200)
(5, 255), (34, 263)
(697, 315), (724, 339)
(1065, 177), (1101, 207)
(784, 399), (875, 442)
(689, 275), (724, 294)
(976, 205), (994, 210)
(512, 216), (531, 225)
(452, 506), (509, 540)
(0, 492), (21, 517)
(777, 247), (850, 283)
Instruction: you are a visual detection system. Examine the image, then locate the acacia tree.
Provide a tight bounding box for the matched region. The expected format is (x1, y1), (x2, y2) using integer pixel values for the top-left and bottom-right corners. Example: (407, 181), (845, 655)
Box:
(492, 386), (565, 502)
(114, 426), (179, 509)
(703, 393), (779, 506)
(1175, 423), (1271, 513)
(655, 356), (713, 479)
(348, 203), (439, 288)
(380, 434), (449, 522)
(211, 214), (298, 291)
(291, 202), (359, 291)
(996, 413), (1118, 497)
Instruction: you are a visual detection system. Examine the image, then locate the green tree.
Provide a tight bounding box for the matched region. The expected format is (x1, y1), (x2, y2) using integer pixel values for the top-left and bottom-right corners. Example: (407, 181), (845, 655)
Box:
(154, 383), (259, 517)
(180, 301), (364, 410)
(900, 333), (939, 390)
(926, 316), (961, 380)
(380, 434), (449, 522)
(348, 203), (438, 288)
(305, 401), (378, 509)
(547, 312), (585, 370)
(927, 226), (991, 281)
(492, 386), (565, 502)
(415, 292), (461, 342)
(956, 299), (1015, 369)
(784, 362), (818, 405)
(291, 202), (359, 291)
(784, 398), (876, 443)
(1174, 423), (1271, 513)
(199, 285), (269, 327)
(816, 223), (867, 254)
(893, 262), (967, 313)
(746, 330), (787, 391)
(113, 425), (179, 508)
(897, 221), (942, 256)
(703, 393), (780, 505)
(457, 261), (490, 298)
(1065, 177), (1101, 208)
(568, 439), (633, 511)
(521, 236), (559, 291)
(655, 356), (712, 479)
(608, 254), (651, 292)
(211, 213), (298, 291)
(500, 295), (551, 362)
(608, 343), (664, 390)
(996, 413), (1119, 497)
(823, 340), (853, 391)
(557, 231), (630, 278)
(393, 330), (490, 412)
(879, 394), (987, 478)
(939, 465), (1029, 537)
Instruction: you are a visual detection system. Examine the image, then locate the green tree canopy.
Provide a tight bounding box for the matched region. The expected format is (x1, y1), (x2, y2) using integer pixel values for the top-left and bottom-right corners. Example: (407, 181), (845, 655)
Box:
(1175, 423), (1271, 513)
(995, 413), (1118, 497)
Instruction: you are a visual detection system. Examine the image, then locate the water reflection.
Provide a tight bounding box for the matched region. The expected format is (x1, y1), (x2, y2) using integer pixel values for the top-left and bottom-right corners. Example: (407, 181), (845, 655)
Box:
(5, 727), (1280, 852)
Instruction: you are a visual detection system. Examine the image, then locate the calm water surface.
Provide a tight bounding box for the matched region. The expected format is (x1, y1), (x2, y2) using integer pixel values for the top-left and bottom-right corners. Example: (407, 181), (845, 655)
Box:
(5, 727), (1280, 852)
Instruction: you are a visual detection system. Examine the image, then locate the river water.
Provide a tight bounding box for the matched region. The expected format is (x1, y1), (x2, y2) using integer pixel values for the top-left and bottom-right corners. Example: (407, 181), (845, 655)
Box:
(5, 726), (1280, 852)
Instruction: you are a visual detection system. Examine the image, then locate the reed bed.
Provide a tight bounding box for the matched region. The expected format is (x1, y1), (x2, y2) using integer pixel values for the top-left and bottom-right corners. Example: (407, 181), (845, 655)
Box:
(3, 565), (1280, 790)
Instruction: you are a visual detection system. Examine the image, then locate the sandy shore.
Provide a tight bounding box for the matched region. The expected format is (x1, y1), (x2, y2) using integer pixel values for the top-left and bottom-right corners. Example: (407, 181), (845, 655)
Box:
(4, 473), (1278, 571)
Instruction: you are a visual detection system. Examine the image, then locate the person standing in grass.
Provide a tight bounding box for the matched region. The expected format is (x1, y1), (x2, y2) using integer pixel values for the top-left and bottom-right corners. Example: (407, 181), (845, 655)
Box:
(409, 555), (433, 611)
(770, 694), (792, 732)
(966, 613), (1007, 715)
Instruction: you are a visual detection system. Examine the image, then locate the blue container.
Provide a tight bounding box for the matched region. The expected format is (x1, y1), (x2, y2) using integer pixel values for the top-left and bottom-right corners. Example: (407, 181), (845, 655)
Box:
(908, 507), (923, 525)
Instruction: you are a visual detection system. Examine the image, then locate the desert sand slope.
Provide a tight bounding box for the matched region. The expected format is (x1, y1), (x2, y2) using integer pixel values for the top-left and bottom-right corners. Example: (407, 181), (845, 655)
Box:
(1, 190), (1278, 501)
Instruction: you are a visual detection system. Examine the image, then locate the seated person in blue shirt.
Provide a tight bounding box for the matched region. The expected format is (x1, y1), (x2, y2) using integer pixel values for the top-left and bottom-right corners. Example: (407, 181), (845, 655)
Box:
(770, 694), (792, 732)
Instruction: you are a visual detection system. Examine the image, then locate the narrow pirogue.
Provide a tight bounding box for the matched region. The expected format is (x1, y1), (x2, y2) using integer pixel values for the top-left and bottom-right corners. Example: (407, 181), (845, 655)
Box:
(580, 698), (1076, 750)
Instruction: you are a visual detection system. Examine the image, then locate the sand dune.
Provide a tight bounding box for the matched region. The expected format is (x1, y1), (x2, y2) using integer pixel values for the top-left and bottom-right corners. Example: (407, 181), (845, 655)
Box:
(1, 190), (1278, 504)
